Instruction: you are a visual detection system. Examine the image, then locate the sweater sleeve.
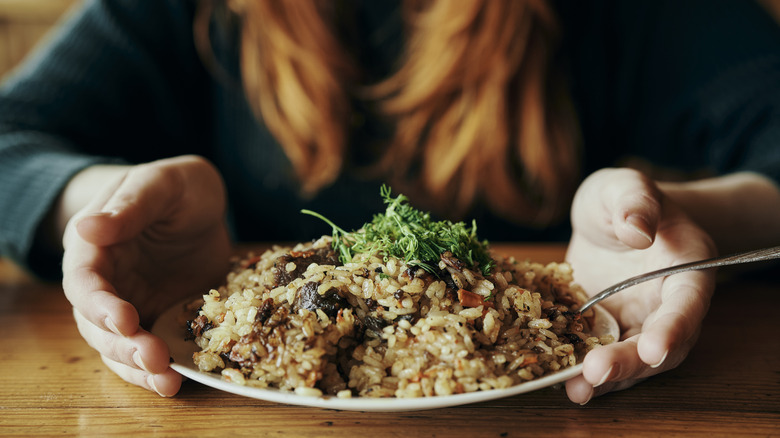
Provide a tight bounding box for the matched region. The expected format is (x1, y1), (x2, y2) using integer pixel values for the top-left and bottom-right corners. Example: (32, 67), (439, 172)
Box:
(0, 0), (211, 279)
(565, 0), (780, 187)
(617, 0), (780, 185)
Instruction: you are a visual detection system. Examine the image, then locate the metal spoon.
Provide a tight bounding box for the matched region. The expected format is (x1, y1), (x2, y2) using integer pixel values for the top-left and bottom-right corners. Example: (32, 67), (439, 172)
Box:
(578, 245), (780, 314)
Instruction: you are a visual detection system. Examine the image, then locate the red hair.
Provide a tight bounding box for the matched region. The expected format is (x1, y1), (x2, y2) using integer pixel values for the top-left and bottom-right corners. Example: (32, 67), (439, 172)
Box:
(200, 0), (580, 225)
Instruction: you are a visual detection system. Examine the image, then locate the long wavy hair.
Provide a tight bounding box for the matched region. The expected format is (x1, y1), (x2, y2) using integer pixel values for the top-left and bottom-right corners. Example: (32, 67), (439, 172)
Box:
(197, 0), (580, 226)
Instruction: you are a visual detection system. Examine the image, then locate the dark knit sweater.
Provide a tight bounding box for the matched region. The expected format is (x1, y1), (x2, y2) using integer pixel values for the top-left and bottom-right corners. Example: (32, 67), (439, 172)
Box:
(1, 0), (779, 279)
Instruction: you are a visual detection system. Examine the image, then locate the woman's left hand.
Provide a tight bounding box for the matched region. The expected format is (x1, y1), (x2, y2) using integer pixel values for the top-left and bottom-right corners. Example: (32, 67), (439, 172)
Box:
(564, 168), (717, 404)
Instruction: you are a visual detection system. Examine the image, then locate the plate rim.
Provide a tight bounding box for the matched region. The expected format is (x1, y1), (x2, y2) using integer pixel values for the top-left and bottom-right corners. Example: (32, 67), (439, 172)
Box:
(152, 298), (618, 412)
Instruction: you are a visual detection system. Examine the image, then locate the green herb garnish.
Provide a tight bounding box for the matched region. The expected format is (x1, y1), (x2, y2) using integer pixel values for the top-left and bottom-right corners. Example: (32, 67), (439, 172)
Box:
(302, 185), (495, 275)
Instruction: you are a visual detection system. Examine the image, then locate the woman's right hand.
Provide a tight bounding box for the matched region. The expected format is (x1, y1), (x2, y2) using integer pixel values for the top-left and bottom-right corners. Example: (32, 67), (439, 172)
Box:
(60, 155), (232, 396)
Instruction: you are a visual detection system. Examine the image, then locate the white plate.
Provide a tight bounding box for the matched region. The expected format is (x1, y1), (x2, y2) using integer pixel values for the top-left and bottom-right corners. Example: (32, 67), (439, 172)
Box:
(151, 300), (618, 412)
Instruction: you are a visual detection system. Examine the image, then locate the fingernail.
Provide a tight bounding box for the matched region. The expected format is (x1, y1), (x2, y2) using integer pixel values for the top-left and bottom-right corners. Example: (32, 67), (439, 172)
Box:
(650, 350), (669, 368)
(104, 317), (122, 336)
(133, 350), (149, 372)
(626, 215), (653, 245)
(579, 387), (594, 406)
(86, 210), (119, 219)
(147, 374), (167, 397)
(594, 364), (615, 387)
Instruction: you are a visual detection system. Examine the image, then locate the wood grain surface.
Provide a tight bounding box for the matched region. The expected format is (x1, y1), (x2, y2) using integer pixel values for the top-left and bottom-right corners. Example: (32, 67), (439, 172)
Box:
(1, 244), (778, 437)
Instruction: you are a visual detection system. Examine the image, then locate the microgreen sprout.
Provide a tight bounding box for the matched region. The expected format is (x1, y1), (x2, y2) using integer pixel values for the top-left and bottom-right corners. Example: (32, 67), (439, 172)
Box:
(301, 185), (495, 275)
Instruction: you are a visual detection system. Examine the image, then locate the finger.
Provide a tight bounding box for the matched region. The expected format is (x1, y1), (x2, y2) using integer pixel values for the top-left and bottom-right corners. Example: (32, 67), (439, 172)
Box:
(76, 155), (226, 247)
(74, 163), (183, 246)
(566, 372), (648, 404)
(572, 324), (701, 404)
(101, 355), (182, 397)
(60, 167), (137, 334)
(61, 170), (128, 251)
(565, 375), (594, 404)
(567, 336), (646, 404)
(572, 168), (662, 250)
(73, 307), (172, 375)
(606, 171), (662, 250)
(61, 238), (141, 336)
(637, 270), (713, 367)
(581, 335), (646, 387)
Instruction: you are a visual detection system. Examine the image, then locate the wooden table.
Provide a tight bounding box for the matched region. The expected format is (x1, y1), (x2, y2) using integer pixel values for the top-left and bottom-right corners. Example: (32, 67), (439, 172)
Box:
(1, 244), (778, 437)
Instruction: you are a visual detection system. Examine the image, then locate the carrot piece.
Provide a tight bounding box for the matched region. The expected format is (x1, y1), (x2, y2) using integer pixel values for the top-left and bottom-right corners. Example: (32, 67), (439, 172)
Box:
(457, 288), (493, 308)
(241, 255), (263, 269)
(519, 354), (538, 367)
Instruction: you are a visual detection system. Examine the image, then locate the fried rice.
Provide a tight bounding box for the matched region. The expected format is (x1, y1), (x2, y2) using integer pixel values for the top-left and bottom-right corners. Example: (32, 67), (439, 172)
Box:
(186, 236), (613, 398)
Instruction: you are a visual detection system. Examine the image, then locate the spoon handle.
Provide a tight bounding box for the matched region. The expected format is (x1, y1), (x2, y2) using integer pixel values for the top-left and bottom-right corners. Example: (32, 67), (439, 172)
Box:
(578, 245), (780, 313)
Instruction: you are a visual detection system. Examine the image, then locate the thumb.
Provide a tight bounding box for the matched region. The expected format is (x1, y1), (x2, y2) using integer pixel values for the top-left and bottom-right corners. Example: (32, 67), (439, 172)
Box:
(74, 156), (219, 247)
(572, 168), (663, 250)
(73, 167), (176, 247)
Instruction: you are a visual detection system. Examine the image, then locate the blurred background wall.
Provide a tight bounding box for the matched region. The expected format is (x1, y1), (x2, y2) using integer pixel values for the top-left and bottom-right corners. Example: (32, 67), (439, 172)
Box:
(0, 0), (79, 79)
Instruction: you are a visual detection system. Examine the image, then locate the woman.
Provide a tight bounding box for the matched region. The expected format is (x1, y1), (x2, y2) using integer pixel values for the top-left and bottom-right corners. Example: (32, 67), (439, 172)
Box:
(1, 0), (779, 403)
